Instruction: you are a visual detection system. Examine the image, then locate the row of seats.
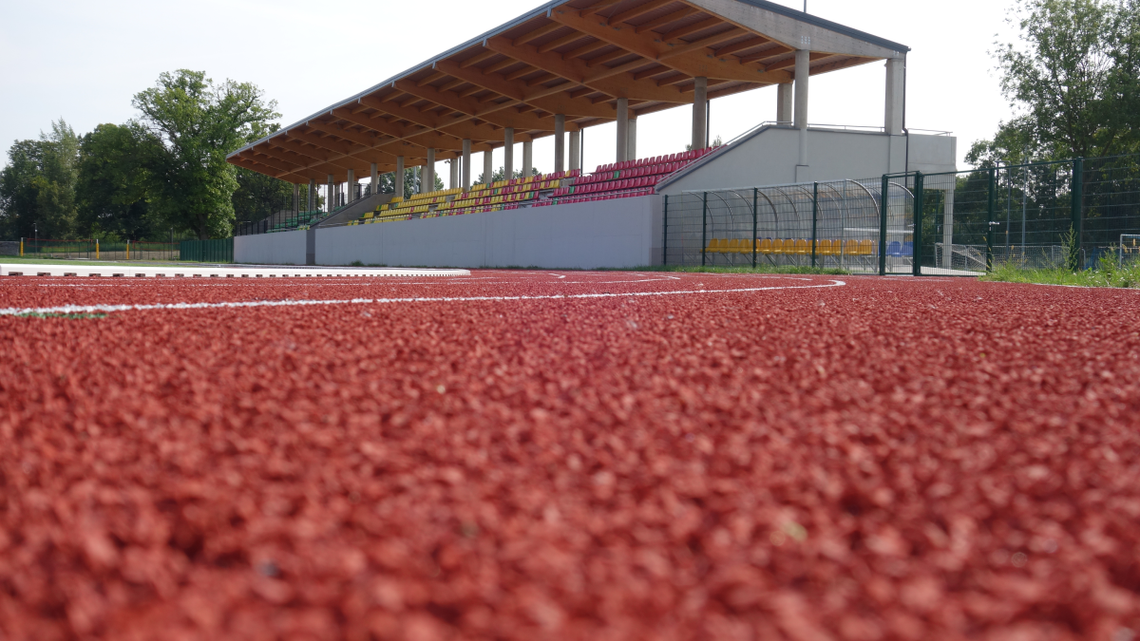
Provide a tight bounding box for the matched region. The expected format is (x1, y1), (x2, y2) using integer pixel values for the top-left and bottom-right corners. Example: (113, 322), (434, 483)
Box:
(350, 146), (721, 224)
(575, 160), (689, 185)
(705, 238), (877, 257)
(594, 148), (714, 174)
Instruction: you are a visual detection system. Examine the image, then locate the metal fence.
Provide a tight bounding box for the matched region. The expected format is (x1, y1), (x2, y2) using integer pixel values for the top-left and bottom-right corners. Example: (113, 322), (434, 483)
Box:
(15, 238), (182, 261)
(663, 176), (915, 274)
(664, 152), (1140, 275)
(180, 238), (234, 263)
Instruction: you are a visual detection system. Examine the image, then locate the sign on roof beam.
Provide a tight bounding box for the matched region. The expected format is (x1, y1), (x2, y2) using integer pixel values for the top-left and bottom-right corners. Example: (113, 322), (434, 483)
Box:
(634, 7), (698, 34)
(460, 51), (496, 68)
(512, 22), (562, 47)
(608, 0), (674, 26)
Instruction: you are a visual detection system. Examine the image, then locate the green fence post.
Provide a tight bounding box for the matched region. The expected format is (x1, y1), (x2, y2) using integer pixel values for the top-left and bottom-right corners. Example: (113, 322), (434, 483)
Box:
(986, 167), (996, 272)
(752, 188), (758, 269)
(879, 175), (889, 275)
(701, 191), (708, 267)
(662, 195), (669, 266)
(1070, 158), (1083, 271)
(912, 172), (924, 277)
(811, 181), (819, 269)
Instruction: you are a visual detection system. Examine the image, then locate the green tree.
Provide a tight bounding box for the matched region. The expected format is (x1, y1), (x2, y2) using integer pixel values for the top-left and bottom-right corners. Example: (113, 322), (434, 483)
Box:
(232, 167), (295, 229)
(971, 0), (1139, 165)
(0, 119), (80, 239)
(75, 122), (157, 240)
(133, 70), (280, 239)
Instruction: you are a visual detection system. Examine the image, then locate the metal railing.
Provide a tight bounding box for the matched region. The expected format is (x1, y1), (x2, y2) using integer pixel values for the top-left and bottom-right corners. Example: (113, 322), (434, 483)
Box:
(663, 152), (1140, 276)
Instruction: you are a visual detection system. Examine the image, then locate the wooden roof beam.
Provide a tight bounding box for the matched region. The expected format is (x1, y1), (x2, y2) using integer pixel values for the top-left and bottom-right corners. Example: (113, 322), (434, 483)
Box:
(459, 50), (496, 68)
(563, 39), (608, 60)
(634, 6), (697, 33)
(608, 0), (674, 26)
(713, 36), (772, 58)
(484, 35), (688, 103)
(512, 22), (562, 47)
(537, 31), (588, 54)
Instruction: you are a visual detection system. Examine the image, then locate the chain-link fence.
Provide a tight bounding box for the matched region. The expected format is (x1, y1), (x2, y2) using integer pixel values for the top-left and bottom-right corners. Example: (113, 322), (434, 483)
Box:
(665, 153), (1140, 276)
(15, 238), (183, 261)
(663, 176), (914, 274)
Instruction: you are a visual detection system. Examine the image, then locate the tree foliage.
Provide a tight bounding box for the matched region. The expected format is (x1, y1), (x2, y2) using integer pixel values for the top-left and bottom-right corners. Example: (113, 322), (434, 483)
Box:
(970, 0), (1139, 166)
(0, 119), (80, 239)
(75, 123), (157, 240)
(133, 70), (280, 239)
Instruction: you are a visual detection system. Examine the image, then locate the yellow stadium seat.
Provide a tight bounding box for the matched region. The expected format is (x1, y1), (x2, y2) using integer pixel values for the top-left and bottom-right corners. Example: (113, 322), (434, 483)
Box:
(858, 239), (874, 256)
(845, 239), (859, 255)
(726, 239), (741, 254)
(758, 238), (773, 255)
(794, 239), (809, 256)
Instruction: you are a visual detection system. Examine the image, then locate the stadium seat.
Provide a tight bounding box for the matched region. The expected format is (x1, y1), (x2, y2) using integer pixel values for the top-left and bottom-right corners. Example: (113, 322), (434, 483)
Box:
(887, 241), (902, 257)
(758, 238), (773, 255)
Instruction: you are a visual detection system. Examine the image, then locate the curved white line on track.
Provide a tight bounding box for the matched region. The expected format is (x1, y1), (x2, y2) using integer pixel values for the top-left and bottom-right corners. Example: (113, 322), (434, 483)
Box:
(0, 280), (847, 317)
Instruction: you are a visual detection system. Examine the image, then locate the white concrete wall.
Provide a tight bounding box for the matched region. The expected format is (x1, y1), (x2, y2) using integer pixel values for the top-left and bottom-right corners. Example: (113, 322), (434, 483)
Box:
(658, 127), (957, 195)
(316, 196), (663, 269)
(234, 230), (307, 265)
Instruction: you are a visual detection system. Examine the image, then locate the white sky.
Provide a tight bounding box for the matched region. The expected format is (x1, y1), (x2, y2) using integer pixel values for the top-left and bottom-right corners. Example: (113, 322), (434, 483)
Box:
(0, 0), (1018, 176)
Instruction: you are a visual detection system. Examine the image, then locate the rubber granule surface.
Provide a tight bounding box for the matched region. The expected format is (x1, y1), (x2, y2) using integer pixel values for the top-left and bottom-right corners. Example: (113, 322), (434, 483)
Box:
(1, 271), (1138, 641)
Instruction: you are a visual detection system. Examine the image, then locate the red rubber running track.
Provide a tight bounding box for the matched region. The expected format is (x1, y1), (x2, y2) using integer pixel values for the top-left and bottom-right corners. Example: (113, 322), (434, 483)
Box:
(1, 271), (1138, 640)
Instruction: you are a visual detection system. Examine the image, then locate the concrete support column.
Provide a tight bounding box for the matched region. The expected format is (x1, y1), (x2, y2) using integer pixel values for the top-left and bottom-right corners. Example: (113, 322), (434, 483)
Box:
(326, 174), (334, 212)
(569, 130), (581, 171)
(521, 140), (533, 177)
(776, 83), (793, 124)
(554, 114), (566, 173)
(346, 168), (355, 202)
(483, 150), (493, 185)
(627, 117), (637, 161)
(794, 49), (810, 167)
(885, 57), (905, 136)
(308, 179), (315, 212)
(462, 139), (472, 189)
(691, 77), (707, 151)
(615, 97), (629, 163)
(503, 128), (515, 178)
(449, 158), (458, 189)
(425, 149), (436, 192)
(370, 163), (378, 197)
(292, 183), (300, 213)
(395, 157), (405, 199)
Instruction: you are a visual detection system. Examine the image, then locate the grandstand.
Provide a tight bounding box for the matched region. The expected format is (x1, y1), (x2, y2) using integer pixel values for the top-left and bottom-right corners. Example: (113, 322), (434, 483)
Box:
(228, 0), (956, 268)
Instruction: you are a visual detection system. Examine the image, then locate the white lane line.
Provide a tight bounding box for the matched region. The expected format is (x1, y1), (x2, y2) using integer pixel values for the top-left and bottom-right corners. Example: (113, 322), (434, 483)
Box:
(0, 280), (846, 317)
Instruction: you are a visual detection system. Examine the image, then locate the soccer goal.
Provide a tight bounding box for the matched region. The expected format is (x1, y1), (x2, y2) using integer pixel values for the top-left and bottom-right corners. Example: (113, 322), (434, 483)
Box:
(1121, 234), (1140, 267)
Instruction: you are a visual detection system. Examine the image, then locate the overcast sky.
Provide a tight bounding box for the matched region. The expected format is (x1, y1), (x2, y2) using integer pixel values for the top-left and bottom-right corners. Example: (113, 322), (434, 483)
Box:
(0, 0), (1019, 176)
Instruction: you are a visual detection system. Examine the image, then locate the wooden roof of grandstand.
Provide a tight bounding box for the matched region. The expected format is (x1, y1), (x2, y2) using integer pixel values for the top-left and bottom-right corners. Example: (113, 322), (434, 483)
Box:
(227, 0), (909, 184)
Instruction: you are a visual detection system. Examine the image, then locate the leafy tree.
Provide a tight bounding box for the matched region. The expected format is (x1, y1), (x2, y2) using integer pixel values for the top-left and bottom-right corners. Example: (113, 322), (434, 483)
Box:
(75, 123), (157, 240)
(0, 119), (80, 239)
(971, 0), (1140, 165)
(133, 70), (280, 239)
(232, 167), (296, 228)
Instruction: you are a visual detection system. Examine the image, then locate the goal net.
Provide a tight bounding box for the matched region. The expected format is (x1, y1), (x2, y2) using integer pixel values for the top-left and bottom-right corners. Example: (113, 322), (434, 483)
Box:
(1121, 234), (1140, 267)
